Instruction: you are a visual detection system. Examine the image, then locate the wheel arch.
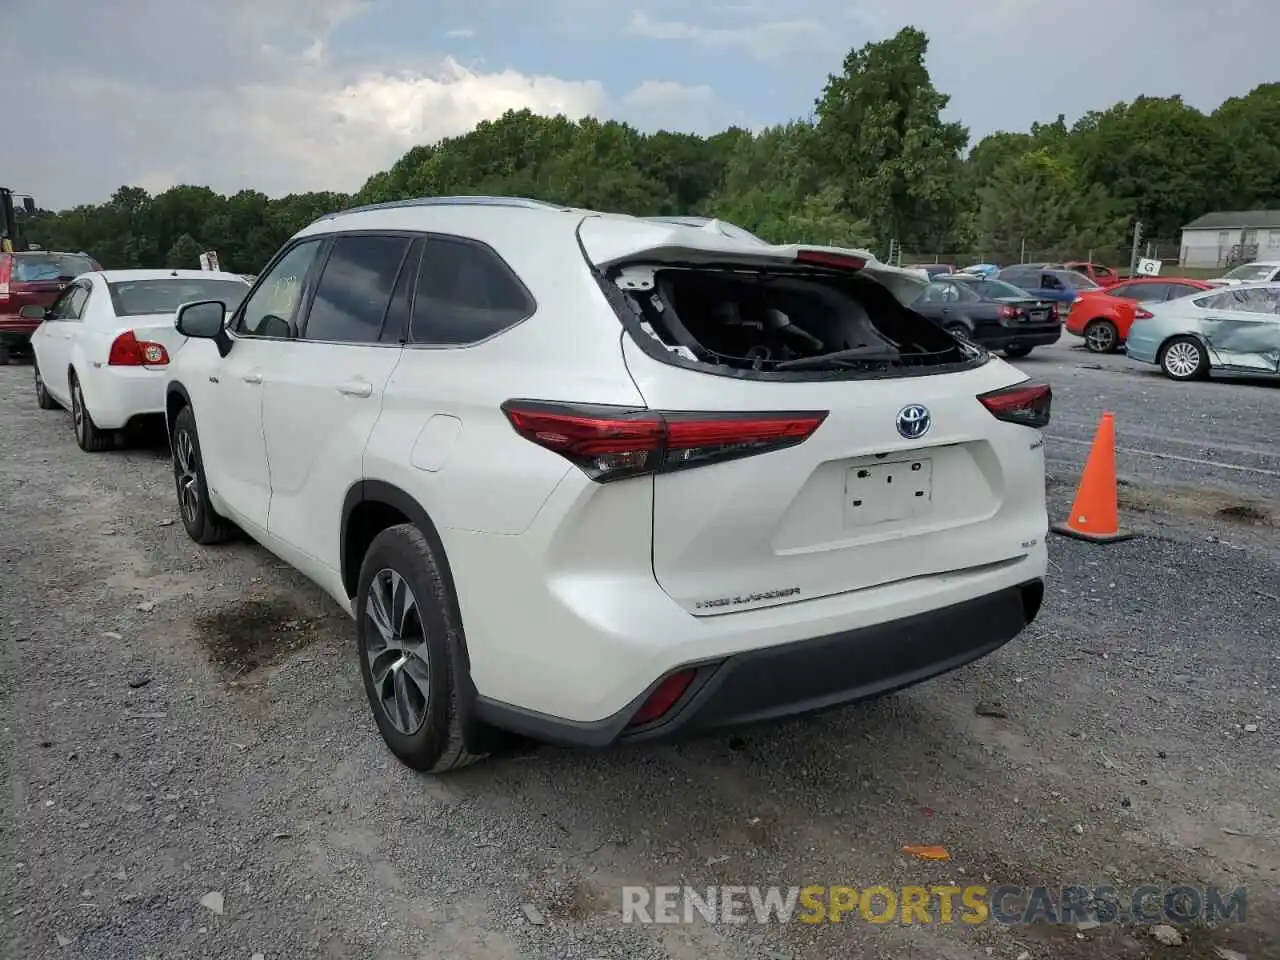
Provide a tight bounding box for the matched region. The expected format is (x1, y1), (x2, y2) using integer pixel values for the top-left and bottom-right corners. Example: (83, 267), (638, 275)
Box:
(340, 481), (466, 659)
(1156, 330), (1215, 368)
(165, 381), (193, 451)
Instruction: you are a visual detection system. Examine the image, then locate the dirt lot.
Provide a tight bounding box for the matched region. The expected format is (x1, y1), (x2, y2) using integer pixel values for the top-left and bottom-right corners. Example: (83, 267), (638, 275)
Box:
(1, 343), (1278, 960)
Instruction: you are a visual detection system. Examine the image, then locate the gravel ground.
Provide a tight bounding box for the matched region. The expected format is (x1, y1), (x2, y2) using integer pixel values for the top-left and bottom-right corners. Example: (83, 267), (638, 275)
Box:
(2, 346), (1278, 960)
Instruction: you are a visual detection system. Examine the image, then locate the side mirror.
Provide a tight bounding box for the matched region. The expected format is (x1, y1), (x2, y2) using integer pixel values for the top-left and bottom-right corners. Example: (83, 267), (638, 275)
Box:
(18, 304), (47, 320)
(175, 300), (233, 357)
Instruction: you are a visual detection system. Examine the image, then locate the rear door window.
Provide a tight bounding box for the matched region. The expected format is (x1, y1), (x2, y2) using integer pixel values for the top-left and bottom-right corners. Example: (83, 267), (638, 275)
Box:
(409, 236), (535, 345)
(301, 234), (412, 343)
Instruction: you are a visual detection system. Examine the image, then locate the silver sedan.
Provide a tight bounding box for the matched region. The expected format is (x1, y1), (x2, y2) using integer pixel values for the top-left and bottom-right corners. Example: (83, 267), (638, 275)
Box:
(1125, 281), (1280, 381)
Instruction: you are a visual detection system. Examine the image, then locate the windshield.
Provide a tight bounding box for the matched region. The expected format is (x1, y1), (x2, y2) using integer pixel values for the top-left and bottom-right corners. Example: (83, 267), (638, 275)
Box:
(107, 278), (249, 317)
(1223, 263), (1276, 281)
(963, 279), (1031, 299)
(13, 253), (96, 282)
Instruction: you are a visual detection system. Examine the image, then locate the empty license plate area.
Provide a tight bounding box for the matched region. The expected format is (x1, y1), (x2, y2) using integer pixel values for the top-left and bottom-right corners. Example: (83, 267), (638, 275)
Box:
(1029, 309), (1048, 322)
(844, 458), (933, 527)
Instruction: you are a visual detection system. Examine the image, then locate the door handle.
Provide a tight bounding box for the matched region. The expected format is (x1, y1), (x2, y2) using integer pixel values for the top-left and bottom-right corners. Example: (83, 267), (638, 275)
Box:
(337, 379), (373, 398)
(242, 372), (263, 384)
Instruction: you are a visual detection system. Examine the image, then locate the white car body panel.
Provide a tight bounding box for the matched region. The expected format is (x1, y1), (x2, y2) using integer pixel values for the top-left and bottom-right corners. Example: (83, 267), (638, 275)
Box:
(167, 200), (1050, 732)
(32, 269), (248, 430)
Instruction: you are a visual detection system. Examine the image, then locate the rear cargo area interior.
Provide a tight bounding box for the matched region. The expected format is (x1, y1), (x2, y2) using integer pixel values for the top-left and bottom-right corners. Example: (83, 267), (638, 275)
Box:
(623, 268), (969, 374)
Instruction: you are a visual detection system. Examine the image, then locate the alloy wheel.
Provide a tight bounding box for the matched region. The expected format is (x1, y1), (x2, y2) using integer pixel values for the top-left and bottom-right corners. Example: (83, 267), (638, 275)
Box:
(1163, 341), (1201, 379)
(174, 429), (201, 525)
(364, 568), (430, 735)
(1085, 322), (1115, 353)
(72, 383), (84, 440)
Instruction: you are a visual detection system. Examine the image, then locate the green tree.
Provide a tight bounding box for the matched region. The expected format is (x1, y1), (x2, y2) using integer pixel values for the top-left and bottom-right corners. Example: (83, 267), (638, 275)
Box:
(164, 233), (205, 269)
(976, 149), (1126, 261)
(1213, 83), (1280, 209)
(814, 27), (968, 252)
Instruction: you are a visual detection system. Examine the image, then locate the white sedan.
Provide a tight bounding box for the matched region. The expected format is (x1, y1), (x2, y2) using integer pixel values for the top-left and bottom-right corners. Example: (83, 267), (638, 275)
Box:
(25, 269), (250, 451)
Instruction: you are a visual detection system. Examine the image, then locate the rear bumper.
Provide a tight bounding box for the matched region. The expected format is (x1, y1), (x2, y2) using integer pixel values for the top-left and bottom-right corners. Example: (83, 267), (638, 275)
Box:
(473, 579), (1043, 747)
(0, 318), (38, 342)
(80, 365), (169, 430)
(981, 325), (1062, 349)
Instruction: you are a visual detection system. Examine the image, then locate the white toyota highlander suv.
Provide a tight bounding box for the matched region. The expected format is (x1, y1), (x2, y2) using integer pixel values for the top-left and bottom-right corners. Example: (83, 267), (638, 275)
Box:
(164, 196), (1050, 772)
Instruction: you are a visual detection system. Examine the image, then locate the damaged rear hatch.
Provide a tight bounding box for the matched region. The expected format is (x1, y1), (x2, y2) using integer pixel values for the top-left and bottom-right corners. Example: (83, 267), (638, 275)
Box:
(578, 215), (1050, 616)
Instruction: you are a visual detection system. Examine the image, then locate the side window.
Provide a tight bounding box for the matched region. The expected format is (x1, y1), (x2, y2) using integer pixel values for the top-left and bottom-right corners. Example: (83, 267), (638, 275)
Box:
(1193, 292), (1227, 311)
(1041, 273), (1060, 290)
(379, 238), (423, 344)
(302, 235), (412, 343)
(1095, 265), (1114, 280)
(921, 282), (948, 303)
(52, 285), (89, 320)
(410, 236), (535, 345)
(236, 240), (323, 338)
(1126, 284), (1166, 303)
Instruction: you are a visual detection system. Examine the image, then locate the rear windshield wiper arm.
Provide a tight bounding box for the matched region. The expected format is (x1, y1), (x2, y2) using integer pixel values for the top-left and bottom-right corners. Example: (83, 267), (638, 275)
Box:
(774, 344), (900, 370)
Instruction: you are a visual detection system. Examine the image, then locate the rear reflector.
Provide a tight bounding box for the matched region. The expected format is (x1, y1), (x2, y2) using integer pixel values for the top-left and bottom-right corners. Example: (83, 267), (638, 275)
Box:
(978, 382), (1051, 428)
(794, 250), (866, 271)
(502, 401), (827, 482)
(628, 669), (698, 727)
(108, 330), (170, 366)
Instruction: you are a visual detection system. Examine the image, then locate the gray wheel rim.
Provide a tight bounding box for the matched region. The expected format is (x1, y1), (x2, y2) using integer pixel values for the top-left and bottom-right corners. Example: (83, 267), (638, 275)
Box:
(365, 569), (429, 735)
(72, 384), (84, 439)
(1164, 341), (1200, 378)
(1086, 323), (1114, 352)
(175, 430), (201, 524)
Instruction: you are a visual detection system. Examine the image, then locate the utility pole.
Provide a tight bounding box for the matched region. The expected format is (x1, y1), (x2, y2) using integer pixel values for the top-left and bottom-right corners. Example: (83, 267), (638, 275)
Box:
(1129, 221), (1143, 277)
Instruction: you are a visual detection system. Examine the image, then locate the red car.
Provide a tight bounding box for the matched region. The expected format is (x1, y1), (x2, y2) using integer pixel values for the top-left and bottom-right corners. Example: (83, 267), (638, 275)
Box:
(1065, 277), (1214, 353)
(0, 250), (101, 364)
(1063, 261), (1122, 288)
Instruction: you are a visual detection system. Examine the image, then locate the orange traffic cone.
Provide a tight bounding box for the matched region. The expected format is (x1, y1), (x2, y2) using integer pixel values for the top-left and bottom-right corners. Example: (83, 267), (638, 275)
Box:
(1050, 412), (1133, 543)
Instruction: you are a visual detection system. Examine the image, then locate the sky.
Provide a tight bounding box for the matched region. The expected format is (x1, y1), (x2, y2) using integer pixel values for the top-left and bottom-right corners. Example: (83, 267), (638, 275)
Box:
(3, 0), (1277, 210)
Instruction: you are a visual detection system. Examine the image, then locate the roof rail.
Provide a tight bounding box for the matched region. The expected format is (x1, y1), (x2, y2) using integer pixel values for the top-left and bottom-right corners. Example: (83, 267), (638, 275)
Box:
(310, 195), (568, 225)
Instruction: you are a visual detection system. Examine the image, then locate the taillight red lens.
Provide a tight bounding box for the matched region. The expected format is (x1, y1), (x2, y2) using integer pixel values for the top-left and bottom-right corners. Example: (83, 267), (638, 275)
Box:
(1135, 308), (1153, 320)
(998, 305), (1018, 319)
(501, 401), (827, 482)
(108, 330), (169, 366)
(978, 382), (1051, 429)
(628, 669), (698, 727)
(794, 250), (867, 271)
(0, 254), (10, 300)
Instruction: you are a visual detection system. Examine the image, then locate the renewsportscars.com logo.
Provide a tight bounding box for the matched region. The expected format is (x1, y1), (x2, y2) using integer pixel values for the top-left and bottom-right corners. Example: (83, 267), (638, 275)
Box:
(621, 885), (1248, 926)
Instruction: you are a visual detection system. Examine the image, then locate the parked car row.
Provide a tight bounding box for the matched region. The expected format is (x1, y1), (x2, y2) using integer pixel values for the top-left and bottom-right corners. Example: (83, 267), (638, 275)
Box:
(15, 197), (1054, 773)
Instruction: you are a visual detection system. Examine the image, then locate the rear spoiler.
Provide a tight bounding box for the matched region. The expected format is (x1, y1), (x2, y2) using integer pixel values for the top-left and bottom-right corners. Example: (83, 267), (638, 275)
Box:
(577, 215), (928, 307)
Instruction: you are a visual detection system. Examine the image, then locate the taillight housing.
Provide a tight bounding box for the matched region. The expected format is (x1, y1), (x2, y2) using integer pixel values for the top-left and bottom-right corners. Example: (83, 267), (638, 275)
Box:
(978, 381), (1051, 428)
(108, 330), (169, 366)
(501, 400), (828, 482)
(1134, 308), (1153, 320)
(628, 669), (698, 727)
(795, 250), (867, 271)
(0, 254), (10, 300)
(1049, 304), (1060, 320)
(997, 305), (1019, 320)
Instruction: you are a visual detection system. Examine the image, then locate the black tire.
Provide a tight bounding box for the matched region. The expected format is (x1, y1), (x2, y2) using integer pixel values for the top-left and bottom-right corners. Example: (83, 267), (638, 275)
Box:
(1158, 336), (1209, 382)
(1083, 319), (1119, 354)
(355, 523), (484, 773)
(170, 405), (236, 544)
(34, 360), (59, 409)
(1003, 344), (1033, 359)
(70, 373), (113, 452)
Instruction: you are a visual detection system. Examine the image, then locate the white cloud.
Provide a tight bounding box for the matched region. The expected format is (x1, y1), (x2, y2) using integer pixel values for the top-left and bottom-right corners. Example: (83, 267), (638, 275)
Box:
(445, 28), (476, 39)
(620, 81), (746, 134)
(1, 0), (728, 208)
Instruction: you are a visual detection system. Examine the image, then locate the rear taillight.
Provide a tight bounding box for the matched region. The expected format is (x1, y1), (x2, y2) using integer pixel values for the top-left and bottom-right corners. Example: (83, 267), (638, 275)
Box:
(0, 255), (10, 300)
(1049, 304), (1060, 320)
(978, 381), (1051, 429)
(1135, 308), (1153, 320)
(998, 305), (1018, 320)
(628, 669), (698, 727)
(795, 250), (867, 271)
(107, 330), (169, 366)
(501, 400), (828, 482)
